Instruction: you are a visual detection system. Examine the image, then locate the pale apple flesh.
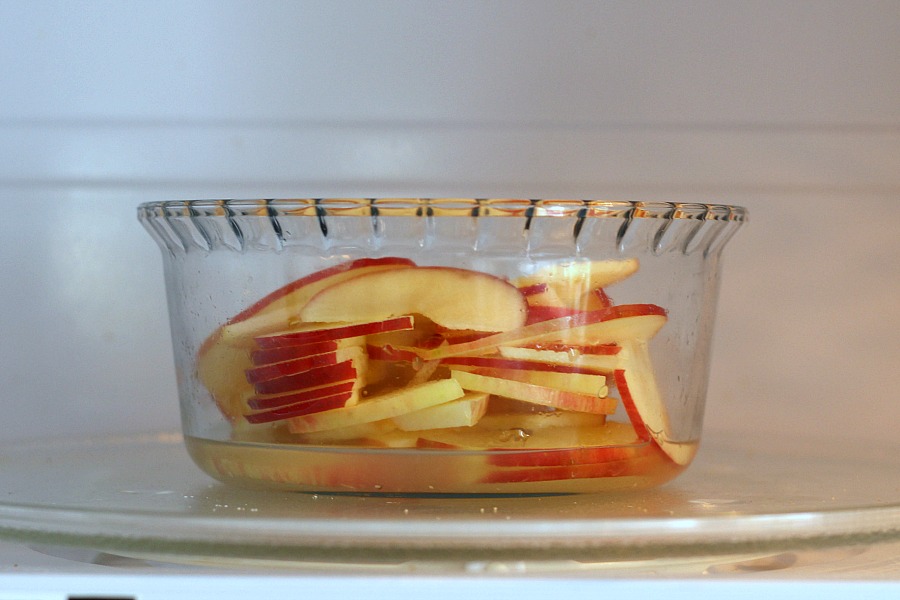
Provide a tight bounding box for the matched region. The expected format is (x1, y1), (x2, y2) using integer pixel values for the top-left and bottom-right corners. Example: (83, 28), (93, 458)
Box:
(299, 267), (528, 333)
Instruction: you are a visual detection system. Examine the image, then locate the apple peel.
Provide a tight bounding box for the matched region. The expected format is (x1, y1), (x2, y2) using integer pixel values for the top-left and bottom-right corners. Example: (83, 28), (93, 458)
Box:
(614, 341), (697, 466)
(450, 369), (617, 415)
(287, 378), (465, 434)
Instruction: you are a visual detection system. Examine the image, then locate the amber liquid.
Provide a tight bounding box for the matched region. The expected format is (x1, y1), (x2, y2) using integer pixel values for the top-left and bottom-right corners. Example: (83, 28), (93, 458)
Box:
(185, 429), (692, 495)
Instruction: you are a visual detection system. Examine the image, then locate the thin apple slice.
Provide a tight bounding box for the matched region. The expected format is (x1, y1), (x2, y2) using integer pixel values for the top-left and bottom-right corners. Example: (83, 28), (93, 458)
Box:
(415, 419), (634, 452)
(252, 358), (359, 396)
(251, 339), (342, 366)
(247, 380), (358, 411)
(468, 368), (608, 398)
(287, 378), (465, 434)
(392, 392), (489, 431)
(255, 315), (414, 349)
(497, 346), (619, 374)
(450, 369), (617, 415)
(221, 257), (416, 340)
(514, 258), (639, 308)
(614, 341), (696, 466)
(476, 410), (608, 432)
(291, 420), (400, 444)
(482, 454), (657, 484)
(484, 421), (649, 468)
(299, 267), (528, 332)
(244, 391), (355, 424)
(441, 355), (608, 376)
(245, 346), (364, 384)
(518, 341), (619, 355)
(411, 304), (667, 360)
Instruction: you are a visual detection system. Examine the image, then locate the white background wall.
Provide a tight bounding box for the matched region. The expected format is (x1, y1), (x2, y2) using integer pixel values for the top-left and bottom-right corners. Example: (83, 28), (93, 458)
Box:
(1, 1), (898, 446)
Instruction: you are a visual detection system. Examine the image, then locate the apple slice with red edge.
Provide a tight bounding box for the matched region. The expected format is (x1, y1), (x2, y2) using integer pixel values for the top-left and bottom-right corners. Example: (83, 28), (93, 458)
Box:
(254, 315), (414, 349)
(497, 345), (619, 374)
(514, 258), (639, 308)
(245, 346), (365, 384)
(392, 392), (489, 431)
(441, 355), (608, 376)
(287, 378), (465, 434)
(481, 454), (658, 484)
(299, 267), (528, 333)
(252, 358), (359, 396)
(450, 369), (616, 415)
(247, 380), (358, 411)
(244, 391), (356, 424)
(407, 304), (667, 361)
(220, 257), (416, 341)
(466, 367), (608, 398)
(614, 342), (697, 466)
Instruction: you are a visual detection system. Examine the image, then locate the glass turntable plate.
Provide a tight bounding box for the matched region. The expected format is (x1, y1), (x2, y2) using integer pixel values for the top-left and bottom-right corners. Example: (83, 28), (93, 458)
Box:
(0, 429), (897, 567)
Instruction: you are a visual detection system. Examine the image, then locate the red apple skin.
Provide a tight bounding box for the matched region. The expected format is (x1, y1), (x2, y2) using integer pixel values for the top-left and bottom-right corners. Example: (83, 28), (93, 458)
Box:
(591, 287), (614, 309)
(486, 441), (652, 468)
(518, 282), (549, 296)
(520, 342), (620, 355)
(254, 315), (414, 349)
(252, 360), (357, 396)
(614, 369), (652, 443)
(244, 392), (355, 424)
(441, 355), (608, 375)
(481, 455), (656, 484)
(419, 303), (667, 360)
(250, 340), (340, 366)
(245, 350), (348, 384)
(227, 257), (415, 325)
(247, 380), (358, 410)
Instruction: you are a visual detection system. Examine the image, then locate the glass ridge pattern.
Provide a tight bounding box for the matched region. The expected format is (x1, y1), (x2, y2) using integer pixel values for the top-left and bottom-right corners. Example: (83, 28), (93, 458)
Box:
(139, 199), (747, 257)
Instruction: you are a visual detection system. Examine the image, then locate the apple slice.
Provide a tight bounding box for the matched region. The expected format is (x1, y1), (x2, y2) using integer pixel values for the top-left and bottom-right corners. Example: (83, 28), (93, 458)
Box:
(514, 258), (639, 308)
(415, 419), (634, 451)
(450, 369), (617, 415)
(468, 368), (608, 398)
(244, 391), (355, 424)
(497, 346), (619, 374)
(614, 342), (697, 466)
(299, 267), (528, 333)
(251, 339), (344, 366)
(481, 455), (658, 484)
(411, 304), (667, 360)
(255, 315), (414, 349)
(441, 355), (607, 376)
(245, 346), (365, 384)
(476, 410), (608, 432)
(291, 420), (400, 444)
(287, 378), (465, 434)
(221, 257), (416, 340)
(252, 358), (359, 396)
(392, 392), (489, 431)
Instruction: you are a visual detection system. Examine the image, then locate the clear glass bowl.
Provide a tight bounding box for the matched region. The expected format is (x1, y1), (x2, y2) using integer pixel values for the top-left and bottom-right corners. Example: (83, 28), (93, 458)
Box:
(139, 198), (746, 495)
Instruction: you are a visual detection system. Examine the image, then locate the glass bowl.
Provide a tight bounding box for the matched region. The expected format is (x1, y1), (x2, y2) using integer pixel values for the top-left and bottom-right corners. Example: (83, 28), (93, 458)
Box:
(139, 198), (746, 495)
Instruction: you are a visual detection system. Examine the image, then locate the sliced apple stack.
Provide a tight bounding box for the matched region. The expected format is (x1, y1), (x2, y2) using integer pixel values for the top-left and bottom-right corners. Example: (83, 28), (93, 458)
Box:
(196, 257), (417, 422)
(196, 255), (695, 489)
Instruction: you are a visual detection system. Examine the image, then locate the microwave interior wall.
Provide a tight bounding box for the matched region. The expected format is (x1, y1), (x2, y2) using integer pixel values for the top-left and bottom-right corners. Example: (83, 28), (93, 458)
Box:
(0, 2), (898, 449)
